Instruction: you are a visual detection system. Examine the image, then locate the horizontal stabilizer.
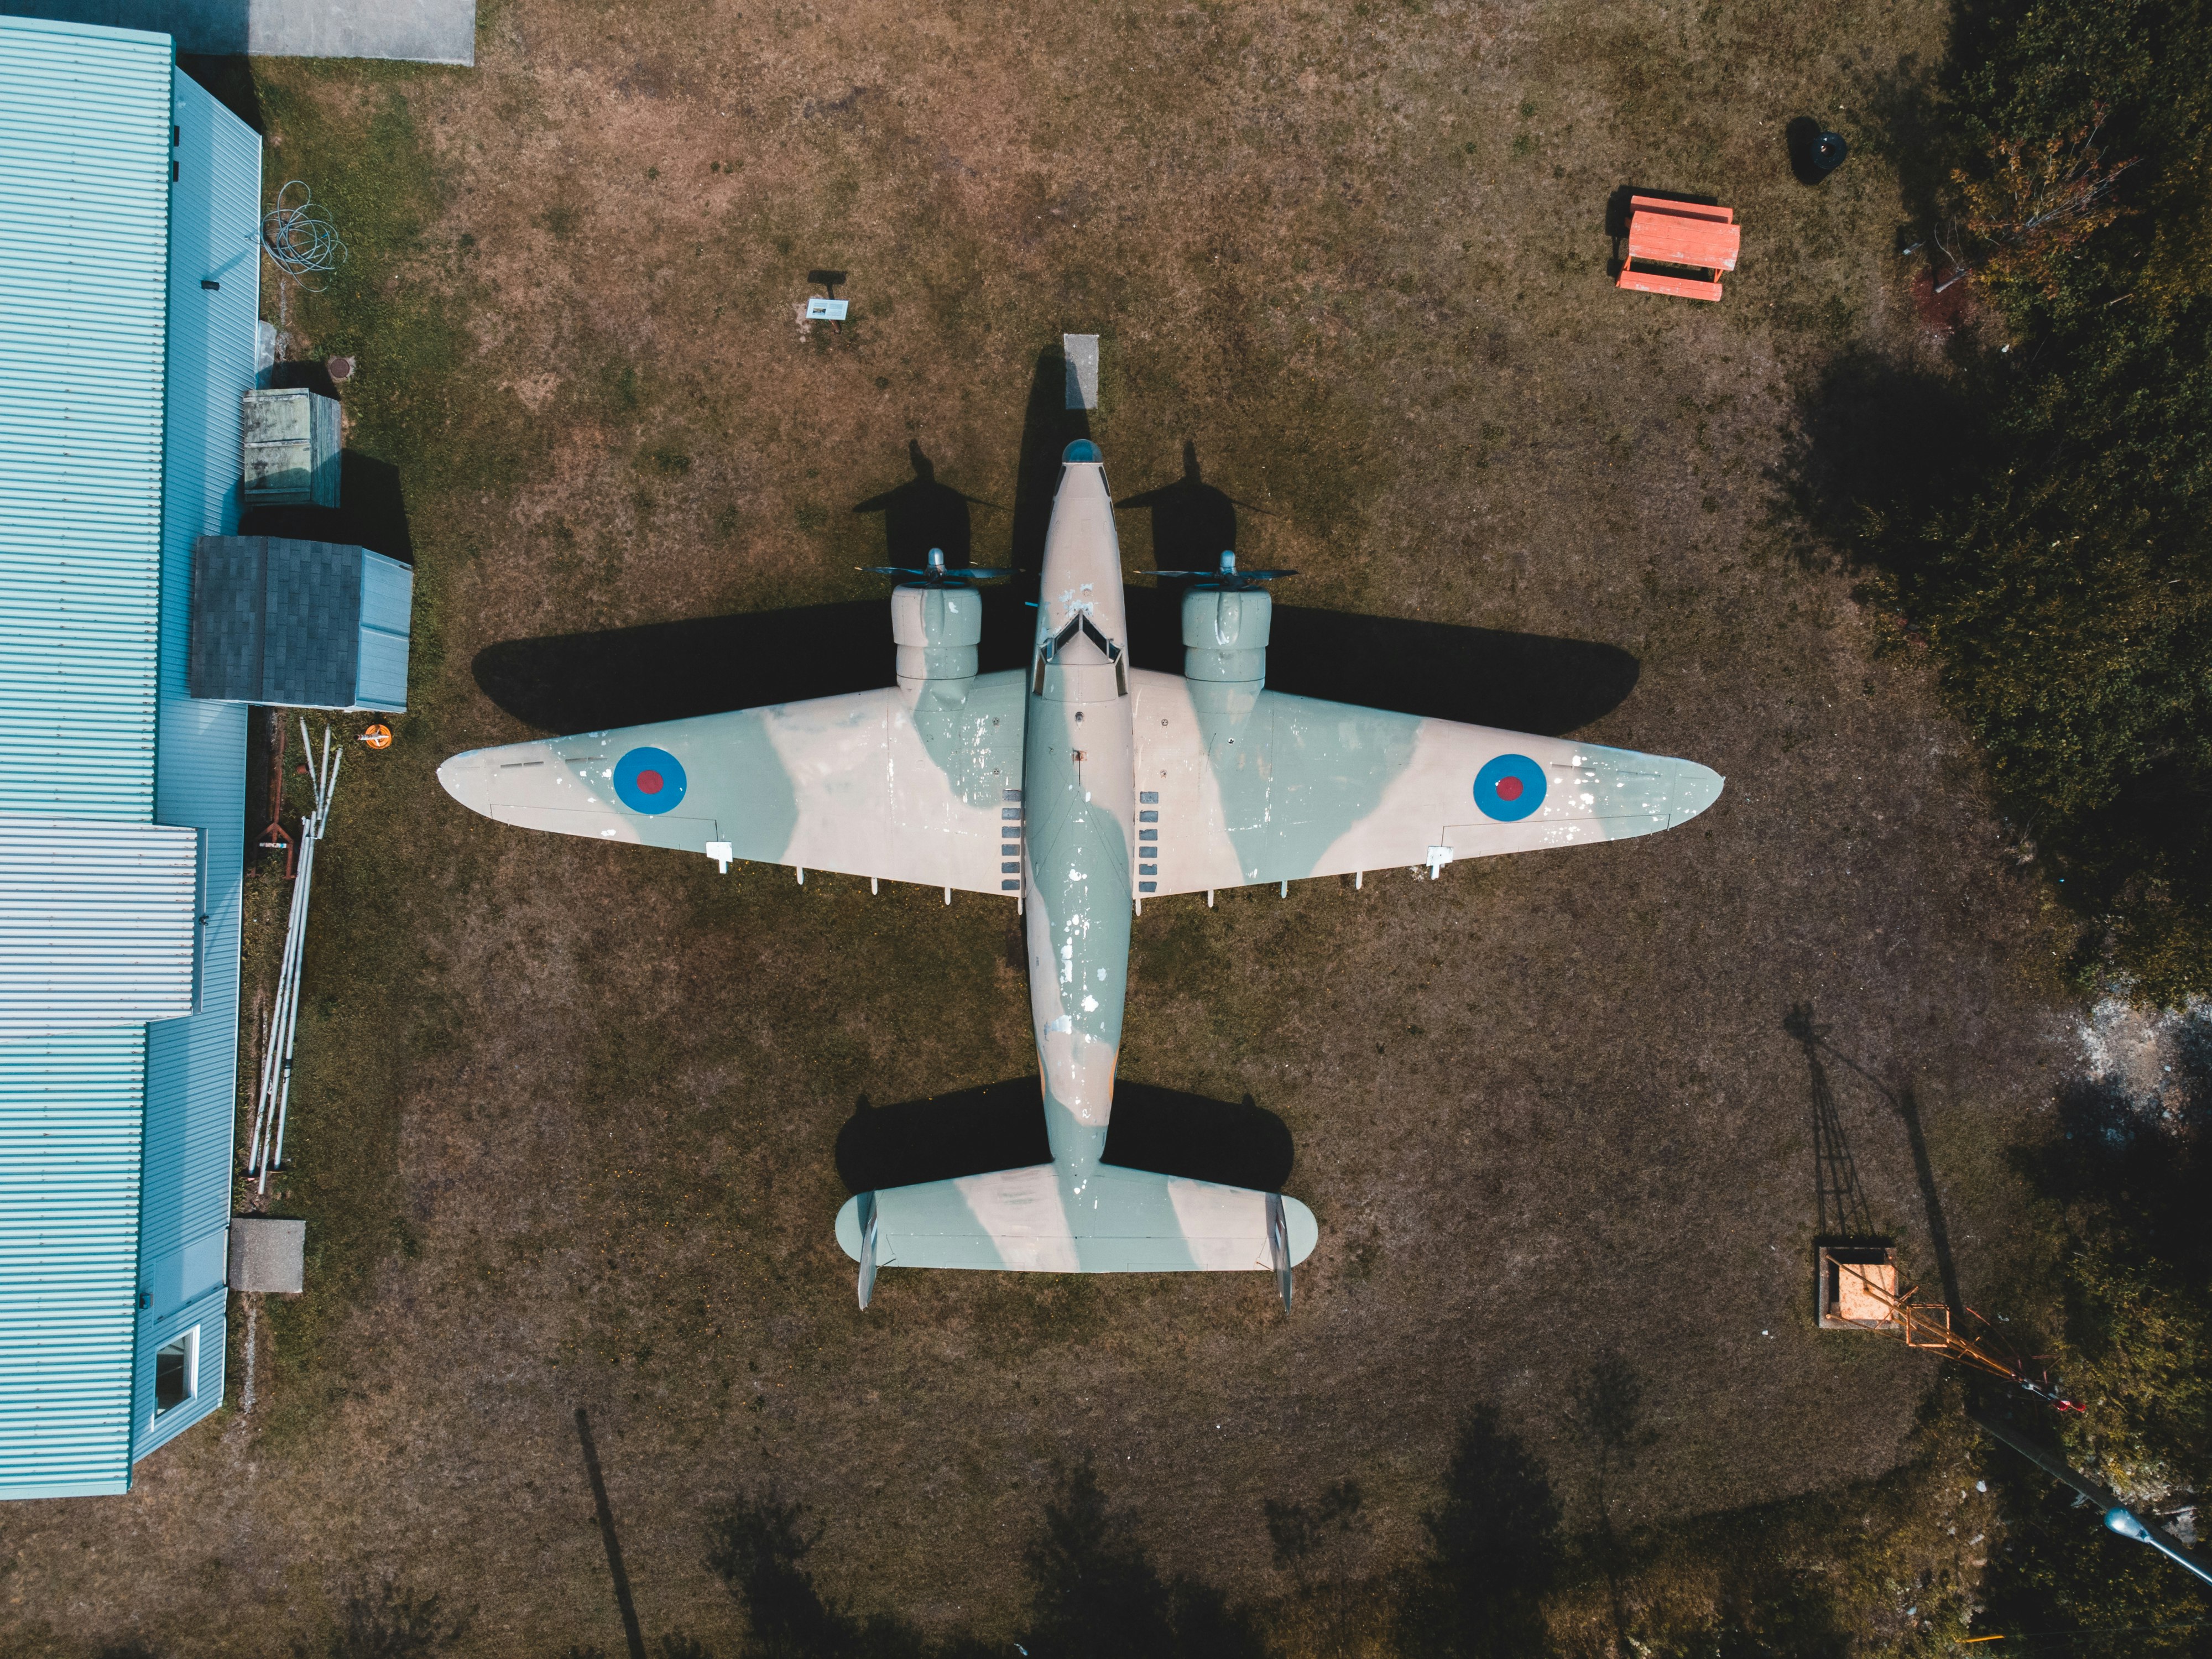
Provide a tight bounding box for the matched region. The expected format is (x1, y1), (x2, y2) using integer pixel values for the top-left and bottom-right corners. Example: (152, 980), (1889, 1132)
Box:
(834, 1163), (1318, 1276)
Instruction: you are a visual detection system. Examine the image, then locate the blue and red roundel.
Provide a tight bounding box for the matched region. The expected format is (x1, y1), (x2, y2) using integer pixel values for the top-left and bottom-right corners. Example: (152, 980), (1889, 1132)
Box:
(1473, 753), (1546, 822)
(613, 746), (687, 815)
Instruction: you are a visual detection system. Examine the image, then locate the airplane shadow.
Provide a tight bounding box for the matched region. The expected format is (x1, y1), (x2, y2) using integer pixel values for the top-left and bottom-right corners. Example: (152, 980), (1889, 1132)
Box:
(473, 597), (1635, 738)
(472, 590), (1637, 739)
(852, 437), (998, 570)
(471, 336), (1639, 736)
(836, 1080), (1293, 1193)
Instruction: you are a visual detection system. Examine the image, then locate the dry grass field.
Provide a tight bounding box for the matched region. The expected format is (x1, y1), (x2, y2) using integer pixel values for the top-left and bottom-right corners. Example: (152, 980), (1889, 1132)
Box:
(0, 0), (2095, 1651)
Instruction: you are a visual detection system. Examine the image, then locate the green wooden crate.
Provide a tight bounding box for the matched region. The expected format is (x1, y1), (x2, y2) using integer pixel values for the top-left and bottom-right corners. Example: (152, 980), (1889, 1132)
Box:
(240, 387), (340, 507)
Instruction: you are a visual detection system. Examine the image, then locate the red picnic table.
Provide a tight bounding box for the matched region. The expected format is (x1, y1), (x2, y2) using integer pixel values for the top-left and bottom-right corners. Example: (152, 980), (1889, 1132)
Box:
(1618, 196), (1739, 301)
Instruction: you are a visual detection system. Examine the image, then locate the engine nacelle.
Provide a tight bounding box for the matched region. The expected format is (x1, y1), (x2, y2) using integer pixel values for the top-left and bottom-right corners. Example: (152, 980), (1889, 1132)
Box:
(891, 584), (983, 697)
(1182, 586), (1270, 687)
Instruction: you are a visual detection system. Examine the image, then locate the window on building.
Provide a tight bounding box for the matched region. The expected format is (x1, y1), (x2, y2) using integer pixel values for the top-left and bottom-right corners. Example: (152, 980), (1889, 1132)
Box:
(154, 1328), (198, 1416)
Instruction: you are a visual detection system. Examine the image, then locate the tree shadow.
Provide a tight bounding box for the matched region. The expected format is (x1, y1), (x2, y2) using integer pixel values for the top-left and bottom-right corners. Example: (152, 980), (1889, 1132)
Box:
(851, 439), (998, 570)
(1263, 1478), (1365, 1577)
(1402, 1404), (1562, 1659)
(1850, 56), (1950, 228)
(1568, 1354), (1658, 1647)
(1776, 345), (1984, 575)
(1024, 1463), (1268, 1659)
(835, 1080), (1293, 1193)
(704, 1491), (968, 1659)
(2016, 1025), (2212, 1272)
(292, 1577), (469, 1658)
(705, 1471), (1260, 1659)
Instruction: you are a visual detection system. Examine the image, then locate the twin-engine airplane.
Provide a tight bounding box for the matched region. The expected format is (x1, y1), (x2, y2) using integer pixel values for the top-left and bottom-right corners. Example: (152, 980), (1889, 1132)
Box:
(438, 439), (1724, 1309)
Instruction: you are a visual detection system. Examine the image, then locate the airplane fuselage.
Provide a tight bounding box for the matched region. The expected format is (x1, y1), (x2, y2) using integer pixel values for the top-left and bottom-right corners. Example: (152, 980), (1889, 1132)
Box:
(1022, 445), (1134, 1189)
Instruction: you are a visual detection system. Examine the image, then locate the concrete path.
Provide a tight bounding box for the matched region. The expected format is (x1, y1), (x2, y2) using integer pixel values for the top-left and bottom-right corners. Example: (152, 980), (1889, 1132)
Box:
(1, 0), (475, 64)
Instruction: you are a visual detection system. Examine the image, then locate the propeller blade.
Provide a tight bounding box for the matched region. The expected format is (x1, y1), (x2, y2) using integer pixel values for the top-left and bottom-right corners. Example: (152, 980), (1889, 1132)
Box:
(1266, 1192), (1292, 1312)
(858, 565), (1019, 582)
(1150, 568), (1298, 583)
(857, 1191), (880, 1309)
(1150, 551), (1295, 586)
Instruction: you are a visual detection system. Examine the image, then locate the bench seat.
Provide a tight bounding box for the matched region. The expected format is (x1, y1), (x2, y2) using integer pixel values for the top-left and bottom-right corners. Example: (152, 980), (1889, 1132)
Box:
(1618, 264), (1724, 301)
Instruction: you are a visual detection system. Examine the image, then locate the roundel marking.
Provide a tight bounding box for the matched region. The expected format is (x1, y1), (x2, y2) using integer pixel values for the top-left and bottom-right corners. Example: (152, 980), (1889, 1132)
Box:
(1473, 753), (1546, 822)
(614, 746), (687, 815)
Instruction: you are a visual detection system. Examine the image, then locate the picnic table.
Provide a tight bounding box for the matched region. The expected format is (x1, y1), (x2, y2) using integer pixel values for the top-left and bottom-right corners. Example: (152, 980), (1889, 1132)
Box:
(1617, 196), (1739, 301)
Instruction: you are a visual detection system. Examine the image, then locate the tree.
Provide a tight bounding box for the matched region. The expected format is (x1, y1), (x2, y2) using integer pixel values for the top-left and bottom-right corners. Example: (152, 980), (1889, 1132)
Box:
(1941, 107), (2140, 300)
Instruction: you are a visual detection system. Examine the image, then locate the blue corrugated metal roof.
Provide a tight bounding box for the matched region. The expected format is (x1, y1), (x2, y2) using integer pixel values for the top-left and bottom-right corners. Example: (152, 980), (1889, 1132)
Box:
(0, 14), (176, 1501)
(135, 60), (259, 1464)
(0, 1027), (146, 1496)
(0, 16), (173, 824)
(0, 23), (260, 1497)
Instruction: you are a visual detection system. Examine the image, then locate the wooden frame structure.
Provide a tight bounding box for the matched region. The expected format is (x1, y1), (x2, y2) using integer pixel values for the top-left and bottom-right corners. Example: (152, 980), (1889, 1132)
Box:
(1821, 1250), (2083, 1413)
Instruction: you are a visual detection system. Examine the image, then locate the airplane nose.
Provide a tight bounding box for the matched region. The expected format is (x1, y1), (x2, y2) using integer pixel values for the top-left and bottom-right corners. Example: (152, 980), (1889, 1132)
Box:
(436, 750), (493, 817)
(1062, 439), (1101, 463)
(1668, 761), (1725, 826)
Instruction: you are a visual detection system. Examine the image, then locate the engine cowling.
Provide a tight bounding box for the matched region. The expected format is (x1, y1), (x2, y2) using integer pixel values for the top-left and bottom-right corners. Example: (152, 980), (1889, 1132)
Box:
(1182, 586), (1270, 688)
(891, 584), (983, 698)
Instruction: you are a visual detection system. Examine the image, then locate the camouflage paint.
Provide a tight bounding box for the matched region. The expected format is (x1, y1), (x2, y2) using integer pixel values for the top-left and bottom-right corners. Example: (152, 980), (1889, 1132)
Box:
(436, 439), (1725, 1300)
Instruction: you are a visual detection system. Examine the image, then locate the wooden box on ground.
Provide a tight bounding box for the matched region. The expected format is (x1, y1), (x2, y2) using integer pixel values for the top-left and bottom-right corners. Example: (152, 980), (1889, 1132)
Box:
(241, 387), (341, 507)
(1818, 1245), (1900, 1330)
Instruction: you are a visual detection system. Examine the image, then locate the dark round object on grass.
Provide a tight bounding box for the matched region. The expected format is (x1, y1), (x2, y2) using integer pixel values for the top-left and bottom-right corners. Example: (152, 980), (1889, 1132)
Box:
(1813, 131), (1849, 176)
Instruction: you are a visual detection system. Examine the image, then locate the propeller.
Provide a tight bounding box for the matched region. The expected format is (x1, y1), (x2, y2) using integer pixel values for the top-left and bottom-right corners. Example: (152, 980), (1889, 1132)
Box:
(1151, 549), (1296, 588)
(860, 546), (1016, 585)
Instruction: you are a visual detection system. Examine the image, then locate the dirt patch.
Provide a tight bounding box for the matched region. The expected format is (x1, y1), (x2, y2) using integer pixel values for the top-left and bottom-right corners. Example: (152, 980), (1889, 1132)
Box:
(1910, 265), (1975, 340)
(0, 2), (2094, 1653)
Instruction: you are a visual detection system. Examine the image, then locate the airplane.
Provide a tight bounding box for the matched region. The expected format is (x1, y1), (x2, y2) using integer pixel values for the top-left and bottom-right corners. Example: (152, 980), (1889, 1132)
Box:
(436, 439), (1724, 1310)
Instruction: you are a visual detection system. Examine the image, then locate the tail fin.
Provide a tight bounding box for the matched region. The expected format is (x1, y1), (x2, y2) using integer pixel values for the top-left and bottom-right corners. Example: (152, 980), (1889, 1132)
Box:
(836, 1164), (1316, 1292)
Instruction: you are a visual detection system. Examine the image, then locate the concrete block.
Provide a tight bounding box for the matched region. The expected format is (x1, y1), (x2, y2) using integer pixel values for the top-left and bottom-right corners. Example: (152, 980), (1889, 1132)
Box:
(1063, 334), (1099, 410)
(229, 1217), (305, 1295)
(3, 0), (478, 64)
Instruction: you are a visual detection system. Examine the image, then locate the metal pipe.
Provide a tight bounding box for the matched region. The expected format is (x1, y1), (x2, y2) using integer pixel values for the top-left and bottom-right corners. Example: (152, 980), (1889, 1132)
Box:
(252, 723), (341, 1190)
(2105, 1508), (2212, 1588)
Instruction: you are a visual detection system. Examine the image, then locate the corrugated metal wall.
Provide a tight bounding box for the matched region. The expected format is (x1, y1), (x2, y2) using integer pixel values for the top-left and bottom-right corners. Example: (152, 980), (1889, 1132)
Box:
(0, 15), (174, 1501)
(0, 17), (170, 825)
(357, 552), (414, 711)
(133, 61), (259, 1465)
(0, 817), (199, 1037)
(0, 1027), (145, 1496)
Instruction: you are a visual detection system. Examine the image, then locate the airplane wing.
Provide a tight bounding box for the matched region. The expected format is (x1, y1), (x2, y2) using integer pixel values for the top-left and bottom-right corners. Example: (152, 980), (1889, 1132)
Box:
(437, 672), (1027, 894)
(1128, 668), (1723, 895)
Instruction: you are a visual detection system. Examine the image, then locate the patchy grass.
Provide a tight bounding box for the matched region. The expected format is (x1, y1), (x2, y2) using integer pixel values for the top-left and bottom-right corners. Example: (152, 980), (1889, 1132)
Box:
(0, 0), (2117, 1652)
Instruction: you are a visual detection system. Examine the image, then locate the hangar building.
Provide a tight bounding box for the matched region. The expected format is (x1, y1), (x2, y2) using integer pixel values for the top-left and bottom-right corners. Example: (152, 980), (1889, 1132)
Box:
(0, 16), (262, 1496)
